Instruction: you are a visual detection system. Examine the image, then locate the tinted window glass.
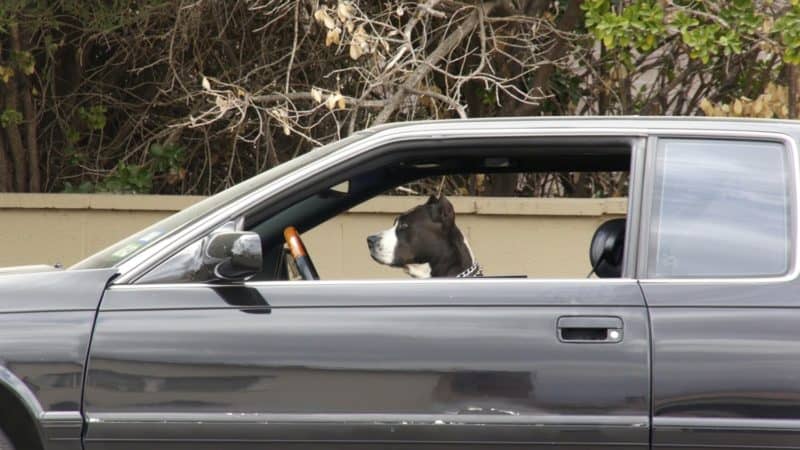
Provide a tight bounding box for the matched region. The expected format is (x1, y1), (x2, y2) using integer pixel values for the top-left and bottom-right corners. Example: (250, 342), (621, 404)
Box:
(650, 139), (791, 278)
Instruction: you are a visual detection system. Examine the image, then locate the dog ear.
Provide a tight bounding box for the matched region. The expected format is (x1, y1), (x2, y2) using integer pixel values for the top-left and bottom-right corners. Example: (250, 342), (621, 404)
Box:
(429, 194), (455, 228)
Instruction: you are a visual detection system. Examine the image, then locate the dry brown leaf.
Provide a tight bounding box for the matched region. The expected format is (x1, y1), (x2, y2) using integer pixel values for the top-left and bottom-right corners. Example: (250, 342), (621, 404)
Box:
(337, 1), (354, 22)
(273, 108), (291, 135)
(699, 98), (714, 116)
(350, 40), (363, 60)
(325, 93), (338, 110)
(752, 97), (764, 115)
(766, 82), (779, 98)
(325, 28), (341, 47)
(733, 99), (743, 115)
(314, 9), (337, 30)
(311, 88), (323, 103)
(324, 92), (345, 110)
(349, 25), (370, 60)
(741, 102), (752, 116)
(214, 95), (234, 109)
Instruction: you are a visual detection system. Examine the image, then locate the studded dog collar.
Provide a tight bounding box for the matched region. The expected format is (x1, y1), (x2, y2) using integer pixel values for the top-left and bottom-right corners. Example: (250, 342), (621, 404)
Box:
(456, 261), (483, 278)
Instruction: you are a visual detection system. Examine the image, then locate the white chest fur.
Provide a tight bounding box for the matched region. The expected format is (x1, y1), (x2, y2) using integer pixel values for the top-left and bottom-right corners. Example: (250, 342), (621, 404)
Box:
(404, 263), (432, 278)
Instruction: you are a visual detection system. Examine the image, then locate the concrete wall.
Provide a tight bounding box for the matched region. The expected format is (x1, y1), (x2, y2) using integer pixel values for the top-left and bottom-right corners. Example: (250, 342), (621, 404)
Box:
(0, 194), (626, 279)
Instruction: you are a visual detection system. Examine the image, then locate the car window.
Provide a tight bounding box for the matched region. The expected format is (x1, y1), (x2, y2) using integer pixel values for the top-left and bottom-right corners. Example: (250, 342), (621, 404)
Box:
(648, 138), (792, 278)
(71, 131), (372, 270)
(139, 143), (636, 284)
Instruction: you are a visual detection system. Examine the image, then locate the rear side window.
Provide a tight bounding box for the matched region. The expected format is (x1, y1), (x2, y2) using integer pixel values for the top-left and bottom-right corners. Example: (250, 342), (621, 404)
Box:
(649, 138), (792, 278)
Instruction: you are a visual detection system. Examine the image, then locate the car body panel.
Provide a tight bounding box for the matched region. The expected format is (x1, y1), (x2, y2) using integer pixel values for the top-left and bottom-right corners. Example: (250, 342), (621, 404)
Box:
(642, 282), (800, 450)
(83, 280), (650, 449)
(637, 128), (800, 450)
(0, 268), (116, 450)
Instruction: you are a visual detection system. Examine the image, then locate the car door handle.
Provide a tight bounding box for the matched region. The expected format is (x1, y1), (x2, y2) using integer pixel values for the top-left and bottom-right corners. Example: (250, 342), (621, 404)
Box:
(557, 316), (623, 343)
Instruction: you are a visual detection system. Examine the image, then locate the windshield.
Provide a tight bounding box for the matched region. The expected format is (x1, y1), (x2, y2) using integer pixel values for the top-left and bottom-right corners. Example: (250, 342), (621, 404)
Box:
(71, 132), (371, 269)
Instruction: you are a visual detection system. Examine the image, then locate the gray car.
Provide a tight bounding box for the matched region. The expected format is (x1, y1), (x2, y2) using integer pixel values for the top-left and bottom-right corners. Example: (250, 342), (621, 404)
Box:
(0, 117), (798, 450)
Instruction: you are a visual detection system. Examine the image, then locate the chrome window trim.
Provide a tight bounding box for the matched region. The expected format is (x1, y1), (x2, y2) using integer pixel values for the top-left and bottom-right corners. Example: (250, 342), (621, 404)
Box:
(636, 135), (659, 279)
(110, 277), (640, 291)
(653, 416), (800, 430)
(638, 130), (799, 285)
(114, 126), (647, 284)
(624, 137), (647, 278)
(84, 411), (648, 426)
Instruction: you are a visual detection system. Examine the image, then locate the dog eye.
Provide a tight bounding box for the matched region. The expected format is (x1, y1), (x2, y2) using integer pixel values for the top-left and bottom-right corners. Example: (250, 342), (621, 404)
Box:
(397, 223), (409, 230)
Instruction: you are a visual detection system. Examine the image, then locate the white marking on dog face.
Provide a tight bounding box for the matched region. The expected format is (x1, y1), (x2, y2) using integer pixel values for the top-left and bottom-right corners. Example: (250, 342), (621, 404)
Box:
(405, 263), (432, 278)
(370, 222), (398, 265)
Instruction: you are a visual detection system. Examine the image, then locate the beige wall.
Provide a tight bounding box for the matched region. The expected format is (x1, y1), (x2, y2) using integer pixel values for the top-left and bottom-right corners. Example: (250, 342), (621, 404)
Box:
(0, 194), (626, 279)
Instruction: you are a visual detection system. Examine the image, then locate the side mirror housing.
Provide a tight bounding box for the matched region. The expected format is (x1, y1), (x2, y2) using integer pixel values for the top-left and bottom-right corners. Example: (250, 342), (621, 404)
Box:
(203, 232), (262, 281)
(589, 218), (626, 278)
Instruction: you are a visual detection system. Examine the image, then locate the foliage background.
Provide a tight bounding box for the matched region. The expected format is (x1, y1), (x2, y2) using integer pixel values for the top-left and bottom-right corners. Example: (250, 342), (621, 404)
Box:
(0, 0), (799, 196)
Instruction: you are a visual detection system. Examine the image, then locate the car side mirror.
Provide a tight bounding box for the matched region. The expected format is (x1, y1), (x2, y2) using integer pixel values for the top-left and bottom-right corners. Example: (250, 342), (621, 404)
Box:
(588, 219), (626, 278)
(203, 232), (262, 281)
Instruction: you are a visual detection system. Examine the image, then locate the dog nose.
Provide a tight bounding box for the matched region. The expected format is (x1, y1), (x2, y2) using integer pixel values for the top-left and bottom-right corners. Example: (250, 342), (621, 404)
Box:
(367, 235), (379, 249)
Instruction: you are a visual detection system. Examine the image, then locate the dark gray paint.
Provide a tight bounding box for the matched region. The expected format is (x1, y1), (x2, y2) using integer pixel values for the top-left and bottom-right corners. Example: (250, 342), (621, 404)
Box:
(0, 118), (799, 449)
(84, 281), (650, 448)
(0, 268), (114, 313)
(0, 268), (116, 450)
(639, 131), (800, 450)
(642, 282), (800, 450)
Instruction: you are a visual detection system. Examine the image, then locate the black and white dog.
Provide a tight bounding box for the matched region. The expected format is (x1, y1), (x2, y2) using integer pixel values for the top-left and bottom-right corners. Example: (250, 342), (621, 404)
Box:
(367, 195), (482, 278)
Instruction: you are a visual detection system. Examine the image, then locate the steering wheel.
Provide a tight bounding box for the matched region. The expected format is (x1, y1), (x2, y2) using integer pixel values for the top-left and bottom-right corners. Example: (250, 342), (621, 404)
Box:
(283, 226), (320, 280)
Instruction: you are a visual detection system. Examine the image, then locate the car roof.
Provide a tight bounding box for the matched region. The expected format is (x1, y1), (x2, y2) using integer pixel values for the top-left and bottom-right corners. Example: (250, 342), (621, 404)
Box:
(363, 116), (800, 141)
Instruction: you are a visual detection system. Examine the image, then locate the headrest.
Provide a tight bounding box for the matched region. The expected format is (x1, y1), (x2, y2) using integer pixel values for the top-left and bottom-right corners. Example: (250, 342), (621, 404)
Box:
(589, 218), (626, 278)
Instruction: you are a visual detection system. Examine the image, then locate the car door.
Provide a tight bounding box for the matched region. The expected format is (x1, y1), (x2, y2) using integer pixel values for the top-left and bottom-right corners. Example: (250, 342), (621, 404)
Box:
(83, 278), (649, 450)
(640, 134), (800, 450)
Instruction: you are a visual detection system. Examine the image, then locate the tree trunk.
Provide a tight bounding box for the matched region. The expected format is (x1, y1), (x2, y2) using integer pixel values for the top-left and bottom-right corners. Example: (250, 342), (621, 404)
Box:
(11, 24), (40, 192)
(789, 64), (798, 119)
(505, 0), (585, 117)
(4, 77), (27, 191)
(1, 34), (27, 192)
(487, 173), (519, 197)
(0, 134), (10, 192)
(0, 83), (9, 192)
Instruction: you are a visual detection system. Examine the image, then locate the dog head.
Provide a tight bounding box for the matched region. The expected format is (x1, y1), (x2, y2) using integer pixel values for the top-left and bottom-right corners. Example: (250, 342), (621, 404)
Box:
(367, 195), (461, 277)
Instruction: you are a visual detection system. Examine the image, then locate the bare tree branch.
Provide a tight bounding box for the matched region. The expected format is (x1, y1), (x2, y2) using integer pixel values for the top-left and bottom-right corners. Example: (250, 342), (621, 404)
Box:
(373, 6), (486, 125)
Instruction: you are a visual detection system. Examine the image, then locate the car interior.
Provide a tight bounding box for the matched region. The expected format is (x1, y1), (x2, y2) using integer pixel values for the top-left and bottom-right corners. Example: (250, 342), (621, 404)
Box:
(139, 138), (633, 284)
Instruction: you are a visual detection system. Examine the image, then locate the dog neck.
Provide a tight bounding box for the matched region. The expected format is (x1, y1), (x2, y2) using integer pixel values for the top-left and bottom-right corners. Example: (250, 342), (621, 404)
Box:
(404, 225), (475, 278)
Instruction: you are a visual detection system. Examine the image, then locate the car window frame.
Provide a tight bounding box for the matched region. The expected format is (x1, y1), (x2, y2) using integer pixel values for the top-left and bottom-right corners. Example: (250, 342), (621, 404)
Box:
(117, 131), (647, 286)
(637, 131), (799, 283)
